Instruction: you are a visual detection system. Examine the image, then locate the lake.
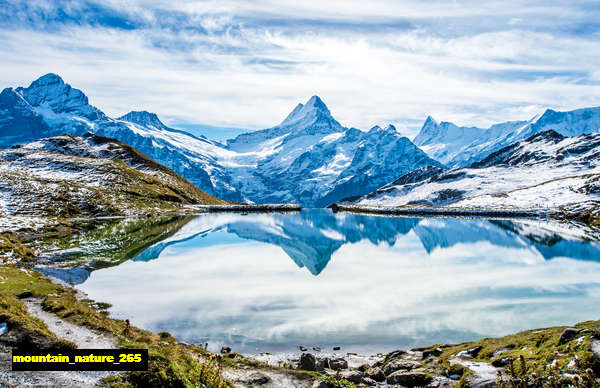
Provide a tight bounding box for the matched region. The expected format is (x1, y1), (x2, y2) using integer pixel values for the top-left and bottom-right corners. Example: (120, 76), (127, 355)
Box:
(40, 209), (600, 355)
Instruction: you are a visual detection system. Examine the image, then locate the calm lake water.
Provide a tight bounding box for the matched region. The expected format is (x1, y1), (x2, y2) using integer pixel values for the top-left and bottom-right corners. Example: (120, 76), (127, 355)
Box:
(58, 209), (600, 355)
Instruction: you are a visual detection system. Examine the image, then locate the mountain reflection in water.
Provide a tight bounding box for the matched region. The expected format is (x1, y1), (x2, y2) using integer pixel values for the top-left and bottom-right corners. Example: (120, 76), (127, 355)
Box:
(53, 209), (600, 354)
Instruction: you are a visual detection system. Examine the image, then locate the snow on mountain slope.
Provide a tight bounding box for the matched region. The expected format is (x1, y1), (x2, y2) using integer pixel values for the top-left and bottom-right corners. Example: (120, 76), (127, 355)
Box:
(0, 75), (441, 206)
(413, 107), (600, 166)
(354, 130), (600, 213)
(0, 75), (244, 201)
(0, 134), (225, 218)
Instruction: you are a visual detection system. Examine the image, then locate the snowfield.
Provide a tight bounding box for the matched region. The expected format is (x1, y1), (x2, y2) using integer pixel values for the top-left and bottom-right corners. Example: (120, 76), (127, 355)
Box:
(353, 130), (600, 216)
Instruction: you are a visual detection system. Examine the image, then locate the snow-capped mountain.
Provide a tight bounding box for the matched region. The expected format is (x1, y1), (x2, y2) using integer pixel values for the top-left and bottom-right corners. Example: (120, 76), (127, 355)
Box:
(0, 74), (440, 206)
(414, 107), (600, 166)
(0, 74), (244, 201)
(0, 134), (225, 217)
(352, 130), (600, 215)
(228, 110), (442, 206)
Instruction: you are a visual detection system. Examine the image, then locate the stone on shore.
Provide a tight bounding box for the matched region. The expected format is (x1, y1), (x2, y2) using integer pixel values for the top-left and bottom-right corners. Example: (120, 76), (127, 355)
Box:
(299, 353), (317, 371)
(383, 359), (421, 376)
(386, 371), (433, 386)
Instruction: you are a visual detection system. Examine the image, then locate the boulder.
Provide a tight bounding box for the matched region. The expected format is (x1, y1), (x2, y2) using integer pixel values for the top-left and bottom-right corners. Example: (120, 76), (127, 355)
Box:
(366, 367), (385, 382)
(423, 347), (443, 359)
(492, 358), (510, 367)
(246, 372), (270, 385)
(386, 371), (433, 386)
(339, 370), (364, 384)
(558, 328), (580, 345)
(361, 377), (377, 386)
(312, 380), (330, 388)
(299, 353), (317, 371)
(383, 359), (421, 376)
(220, 346), (231, 354)
(468, 346), (483, 357)
(328, 358), (348, 370)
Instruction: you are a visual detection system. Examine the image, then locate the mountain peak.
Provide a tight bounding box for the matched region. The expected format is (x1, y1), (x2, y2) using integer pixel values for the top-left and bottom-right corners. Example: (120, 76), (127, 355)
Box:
(423, 115), (438, 127)
(277, 95), (341, 134)
(14, 73), (104, 121)
(305, 95), (329, 112)
(32, 73), (65, 86)
(118, 110), (166, 129)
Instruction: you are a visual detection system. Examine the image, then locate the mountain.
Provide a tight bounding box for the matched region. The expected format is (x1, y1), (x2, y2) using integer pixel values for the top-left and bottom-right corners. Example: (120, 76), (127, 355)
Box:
(351, 130), (600, 217)
(225, 95), (442, 206)
(0, 133), (226, 217)
(0, 74), (244, 202)
(413, 107), (600, 166)
(0, 75), (441, 206)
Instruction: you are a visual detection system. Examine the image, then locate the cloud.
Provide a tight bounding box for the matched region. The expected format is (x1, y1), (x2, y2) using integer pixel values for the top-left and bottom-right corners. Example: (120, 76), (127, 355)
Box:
(0, 0), (599, 137)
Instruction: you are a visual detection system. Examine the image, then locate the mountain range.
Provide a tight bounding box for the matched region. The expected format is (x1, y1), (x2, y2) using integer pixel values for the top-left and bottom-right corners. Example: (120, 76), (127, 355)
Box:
(351, 129), (600, 217)
(0, 74), (439, 206)
(414, 107), (600, 166)
(1, 73), (600, 213)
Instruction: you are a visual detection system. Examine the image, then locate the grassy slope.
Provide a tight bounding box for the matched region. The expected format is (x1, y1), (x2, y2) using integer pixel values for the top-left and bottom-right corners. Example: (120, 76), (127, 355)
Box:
(0, 265), (232, 388)
(0, 135), (229, 219)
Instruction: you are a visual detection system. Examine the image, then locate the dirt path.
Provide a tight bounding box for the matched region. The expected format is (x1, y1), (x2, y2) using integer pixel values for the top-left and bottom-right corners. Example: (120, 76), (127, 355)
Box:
(0, 298), (120, 388)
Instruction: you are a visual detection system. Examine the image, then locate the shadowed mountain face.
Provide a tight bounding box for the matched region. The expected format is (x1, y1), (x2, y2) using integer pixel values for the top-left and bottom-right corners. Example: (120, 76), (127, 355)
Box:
(45, 210), (600, 283)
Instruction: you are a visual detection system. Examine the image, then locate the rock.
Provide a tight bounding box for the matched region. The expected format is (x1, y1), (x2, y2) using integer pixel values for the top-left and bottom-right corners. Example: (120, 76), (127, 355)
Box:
(457, 345), (483, 358)
(333, 346), (341, 351)
(558, 328), (580, 345)
(383, 349), (407, 362)
(339, 370), (364, 384)
(387, 371), (433, 386)
(357, 364), (370, 372)
(246, 372), (271, 385)
(366, 367), (385, 382)
(299, 345), (308, 351)
(312, 380), (330, 388)
(220, 346), (231, 354)
(492, 345), (515, 358)
(315, 357), (329, 370)
(313, 347), (321, 352)
(383, 359), (421, 376)
(299, 353), (318, 371)
(423, 347), (443, 359)
(328, 358), (348, 370)
(361, 377), (377, 386)
(467, 346), (483, 357)
(491, 358), (510, 367)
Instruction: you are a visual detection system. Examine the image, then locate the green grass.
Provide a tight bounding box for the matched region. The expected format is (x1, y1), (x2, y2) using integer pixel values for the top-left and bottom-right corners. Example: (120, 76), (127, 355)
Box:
(0, 265), (233, 388)
(0, 232), (36, 263)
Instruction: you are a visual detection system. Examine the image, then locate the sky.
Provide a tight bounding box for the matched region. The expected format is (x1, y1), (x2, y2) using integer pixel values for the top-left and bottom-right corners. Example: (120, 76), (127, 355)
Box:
(1, 0), (599, 138)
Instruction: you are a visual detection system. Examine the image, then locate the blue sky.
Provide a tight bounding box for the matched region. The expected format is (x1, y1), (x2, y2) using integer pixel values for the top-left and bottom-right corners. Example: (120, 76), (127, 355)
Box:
(1, 0), (599, 137)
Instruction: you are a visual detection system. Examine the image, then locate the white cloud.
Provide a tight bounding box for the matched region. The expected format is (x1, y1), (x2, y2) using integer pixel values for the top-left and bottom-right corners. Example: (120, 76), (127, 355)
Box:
(0, 0), (598, 138)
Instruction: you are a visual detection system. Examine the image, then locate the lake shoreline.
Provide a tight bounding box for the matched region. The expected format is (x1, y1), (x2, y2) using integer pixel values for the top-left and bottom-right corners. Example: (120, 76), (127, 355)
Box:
(1, 264), (599, 388)
(330, 203), (600, 228)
